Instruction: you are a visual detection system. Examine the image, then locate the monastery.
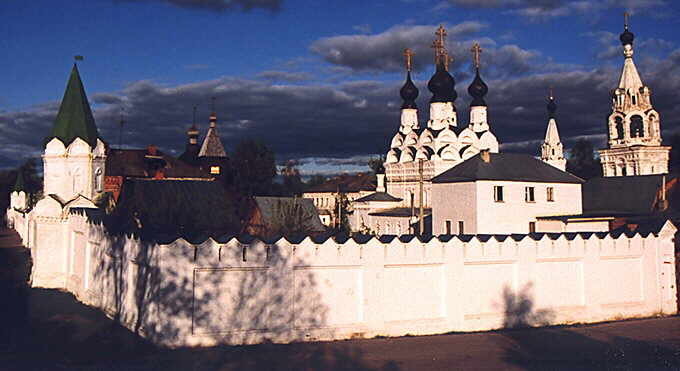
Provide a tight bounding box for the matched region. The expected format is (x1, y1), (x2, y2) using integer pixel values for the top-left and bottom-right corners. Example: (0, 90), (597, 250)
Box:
(347, 18), (674, 236)
(4, 17), (678, 347)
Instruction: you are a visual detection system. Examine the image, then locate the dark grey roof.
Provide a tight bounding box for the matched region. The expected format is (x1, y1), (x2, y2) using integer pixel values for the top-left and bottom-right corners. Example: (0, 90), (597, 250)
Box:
(354, 192), (402, 203)
(252, 197), (326, 234)
(582, 174), (670, 215)
(432, 153), (584, 184)
(369, 207), (431, 217)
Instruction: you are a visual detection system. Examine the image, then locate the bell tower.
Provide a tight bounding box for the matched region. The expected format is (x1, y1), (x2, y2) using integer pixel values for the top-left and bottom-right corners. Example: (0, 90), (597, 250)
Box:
(599, 14), (669, 177)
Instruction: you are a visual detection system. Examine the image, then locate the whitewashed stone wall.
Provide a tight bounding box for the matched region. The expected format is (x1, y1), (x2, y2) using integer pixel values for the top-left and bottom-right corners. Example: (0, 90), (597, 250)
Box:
(17, 210), (675, 348)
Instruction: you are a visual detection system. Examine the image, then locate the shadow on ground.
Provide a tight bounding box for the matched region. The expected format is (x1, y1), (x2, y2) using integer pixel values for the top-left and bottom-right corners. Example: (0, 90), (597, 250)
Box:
(499, 283), (680, 370)
(0, 229), (397, 371)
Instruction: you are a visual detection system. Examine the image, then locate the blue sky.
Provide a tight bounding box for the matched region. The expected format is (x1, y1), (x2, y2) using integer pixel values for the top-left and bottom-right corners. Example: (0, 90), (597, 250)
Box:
(2, 0), (680, 174)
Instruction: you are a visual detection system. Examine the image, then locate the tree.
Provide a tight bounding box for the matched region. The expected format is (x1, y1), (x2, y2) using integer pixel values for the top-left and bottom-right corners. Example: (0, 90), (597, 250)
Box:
(367, 156), (385, 175)
(231, 139), (277, 197)
(667, 133), (680, 172)
(566, 139), (602, 180)
(281, 160), (304, 197)
(306, 174), (327, 188)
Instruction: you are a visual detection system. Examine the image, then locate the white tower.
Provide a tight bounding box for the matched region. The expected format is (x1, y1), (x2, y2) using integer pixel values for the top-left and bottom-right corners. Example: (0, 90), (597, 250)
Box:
(598, 14), (670, 177)
(41, 63), (106, 204)
(541, 92), (566, 171)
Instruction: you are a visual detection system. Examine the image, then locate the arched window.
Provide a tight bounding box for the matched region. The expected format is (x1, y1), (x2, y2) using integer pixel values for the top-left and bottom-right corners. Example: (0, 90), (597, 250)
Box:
(614, 117), (624, 139)
(630, 115), (644, 138)
(95, 168), (103, 192)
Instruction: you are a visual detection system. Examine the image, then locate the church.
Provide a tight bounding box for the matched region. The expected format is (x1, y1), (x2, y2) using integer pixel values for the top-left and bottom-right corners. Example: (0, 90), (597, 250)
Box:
(350, 18), (674, 236)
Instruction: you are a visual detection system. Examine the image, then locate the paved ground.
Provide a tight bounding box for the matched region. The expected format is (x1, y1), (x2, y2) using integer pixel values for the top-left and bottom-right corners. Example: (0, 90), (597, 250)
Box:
(1, 226), (680, 370)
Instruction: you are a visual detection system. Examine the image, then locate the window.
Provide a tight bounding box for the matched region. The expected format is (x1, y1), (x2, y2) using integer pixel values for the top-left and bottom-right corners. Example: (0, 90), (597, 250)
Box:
(529, 222), (536, 233)
(445, 220), (452, 235)
(525, 186), (535, 202)
(458, 221), (465, 235)
(546, 187), (554, 202)
(494, 186), (504, 202)
(210, 166), (220, 175)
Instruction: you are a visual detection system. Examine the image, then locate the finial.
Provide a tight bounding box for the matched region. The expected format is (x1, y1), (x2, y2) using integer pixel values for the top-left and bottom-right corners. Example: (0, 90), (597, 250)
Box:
(74, 55), (84, 63)
(404, 48), (414, 72)
(549, 86), (554, 100)
(211, 96), (216, 114)
(471, 43), (482, 70)
(431, 25), (449, 68)
(624, 11), (629, 30)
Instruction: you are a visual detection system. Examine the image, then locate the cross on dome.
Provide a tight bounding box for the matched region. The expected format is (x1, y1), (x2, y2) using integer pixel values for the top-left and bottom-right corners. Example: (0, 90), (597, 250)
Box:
(471, 43), (482, 70)
(404, 48), (414, 72)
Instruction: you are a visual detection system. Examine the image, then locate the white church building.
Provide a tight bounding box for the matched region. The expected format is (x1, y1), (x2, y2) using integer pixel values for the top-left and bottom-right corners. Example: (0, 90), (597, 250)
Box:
(352, 19), (671, 236)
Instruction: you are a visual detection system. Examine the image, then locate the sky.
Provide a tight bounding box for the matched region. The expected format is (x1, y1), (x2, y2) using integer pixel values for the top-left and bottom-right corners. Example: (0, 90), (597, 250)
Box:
(1, 0), (680, 175)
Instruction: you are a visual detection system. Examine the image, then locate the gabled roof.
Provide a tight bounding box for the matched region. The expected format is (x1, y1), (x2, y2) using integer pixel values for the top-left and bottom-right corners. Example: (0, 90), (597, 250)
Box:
(354, 192), (402, 203)
(47, 64), (100, 147)
(432, 153), (584, 184)
(247, 197), (326, 237)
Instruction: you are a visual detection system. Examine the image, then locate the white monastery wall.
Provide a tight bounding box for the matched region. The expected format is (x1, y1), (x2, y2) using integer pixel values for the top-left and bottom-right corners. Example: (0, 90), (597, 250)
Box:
(10, 208), (676, 348)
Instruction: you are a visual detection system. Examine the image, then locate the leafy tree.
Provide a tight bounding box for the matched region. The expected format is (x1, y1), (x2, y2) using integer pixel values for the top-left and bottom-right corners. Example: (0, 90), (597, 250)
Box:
(231, 139), (277, 197)
(367, 156), (385, 174)
(667, 133), (680, 172)
(566, 139), (602, 180)
(281, 160), (304, 197)
(306, 174), (327, 189)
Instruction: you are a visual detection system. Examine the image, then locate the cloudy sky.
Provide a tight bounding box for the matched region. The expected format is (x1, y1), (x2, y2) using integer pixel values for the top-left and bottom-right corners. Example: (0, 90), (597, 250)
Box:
(1, 0), (680, 174)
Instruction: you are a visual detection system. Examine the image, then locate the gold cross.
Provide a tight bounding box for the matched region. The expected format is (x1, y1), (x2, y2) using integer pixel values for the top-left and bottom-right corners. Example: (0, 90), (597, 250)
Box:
(435, 25), (447, 47)
(624, 11), (629, 29)
(471, 43), (482, 69)
(403, 48), (414, 72)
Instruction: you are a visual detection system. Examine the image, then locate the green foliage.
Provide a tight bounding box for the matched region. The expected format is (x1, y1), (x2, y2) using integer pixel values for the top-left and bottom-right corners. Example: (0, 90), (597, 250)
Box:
(367, 156), (385, 174)
(566, 139), (602, 180)
(232, 139), (277, 197)
(332, 193), (351, 234)
(280, 160), (304, 197)
(668, 133), (680, 172)
(306, 174), (327, 188)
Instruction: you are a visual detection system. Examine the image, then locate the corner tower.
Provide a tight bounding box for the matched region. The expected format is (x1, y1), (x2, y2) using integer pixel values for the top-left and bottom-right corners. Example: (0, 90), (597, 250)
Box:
(598, 14), (669, 177)
(42, 63), (106, 202)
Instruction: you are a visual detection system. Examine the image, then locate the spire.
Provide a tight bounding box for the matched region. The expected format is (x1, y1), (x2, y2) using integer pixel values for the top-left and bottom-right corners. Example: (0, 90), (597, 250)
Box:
(198, 103), (227, 158)
(47, 63), (100, 147)
(13, 170), (25, 192)
(467, 43), (488, 107)
(179, 106), (201, 164)
(400, 49), (419, 109)
(617, 12), (643, 92)
(541, 90), (565, 171)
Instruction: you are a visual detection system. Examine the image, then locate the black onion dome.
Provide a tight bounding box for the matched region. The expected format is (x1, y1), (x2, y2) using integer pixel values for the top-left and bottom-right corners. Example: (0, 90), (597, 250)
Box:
(547, 96), (557, 118)
(400, 71), (419, 109)
(467, 69), (488, 107)
(427, 61), (457, 103)
(620, 27), (634, 46)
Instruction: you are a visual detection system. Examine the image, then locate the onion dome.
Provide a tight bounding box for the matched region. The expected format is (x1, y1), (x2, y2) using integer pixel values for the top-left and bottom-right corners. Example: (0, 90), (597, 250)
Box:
(427, 61), (457, 103)
(467, 68), (488, 107)
(547, 95), (557, 118)
(620, 27), (634, 46)
(400, 71), (419, 109)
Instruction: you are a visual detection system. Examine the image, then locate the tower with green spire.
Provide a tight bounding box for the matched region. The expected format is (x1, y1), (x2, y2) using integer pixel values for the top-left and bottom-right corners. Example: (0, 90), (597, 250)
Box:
(10, 169), (28, 210)
(43, 63), (106, 201)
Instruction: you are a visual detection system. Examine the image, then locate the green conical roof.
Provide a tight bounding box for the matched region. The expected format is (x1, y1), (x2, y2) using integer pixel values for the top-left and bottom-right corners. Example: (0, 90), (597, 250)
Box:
(13, 170), (25, 192)
(47, 64), (100, 147)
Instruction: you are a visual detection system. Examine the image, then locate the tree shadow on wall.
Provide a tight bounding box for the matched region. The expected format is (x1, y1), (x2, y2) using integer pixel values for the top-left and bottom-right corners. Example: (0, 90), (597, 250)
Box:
(86, 235), (399, 370)
(499, 283), (680, 370)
